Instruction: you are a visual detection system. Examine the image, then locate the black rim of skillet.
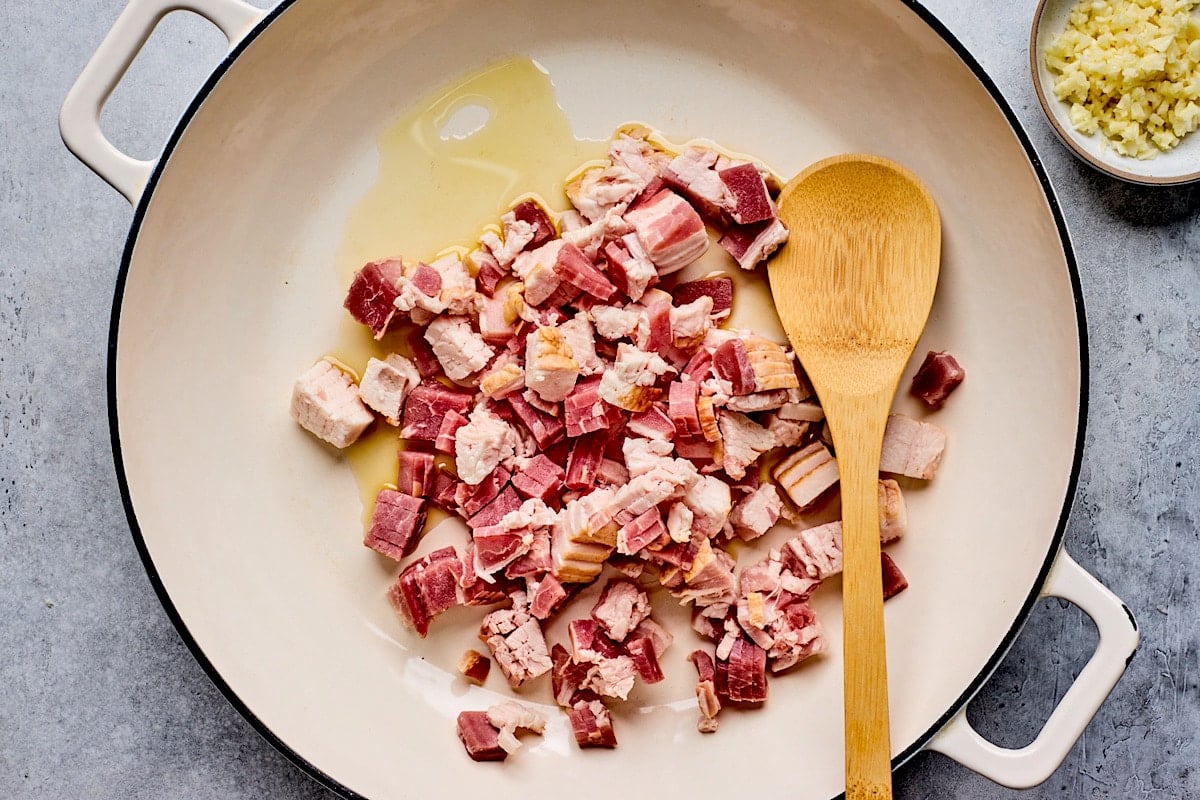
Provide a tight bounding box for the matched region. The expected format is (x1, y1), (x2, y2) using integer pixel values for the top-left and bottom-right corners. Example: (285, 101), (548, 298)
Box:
(105, 1), (1091, 797)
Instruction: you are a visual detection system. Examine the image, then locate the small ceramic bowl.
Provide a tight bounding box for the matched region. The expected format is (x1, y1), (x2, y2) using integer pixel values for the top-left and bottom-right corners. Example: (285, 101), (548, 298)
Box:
(1030, 0), (1200, 185)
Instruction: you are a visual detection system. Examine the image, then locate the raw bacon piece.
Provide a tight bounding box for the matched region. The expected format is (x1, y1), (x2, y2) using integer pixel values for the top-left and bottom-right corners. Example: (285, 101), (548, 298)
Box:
(670, 295), (713, 350)
(880, 413), (947, 479)
(553, 241), (617, 301)
(473, 525), (533, 578)
(468, 248), (505, 297)
(565, 432), (606, 490)
(559, 315), (604, 376)
(599, 343), (673, 412)
(429, 468), (459, 510)
(719, 162), (774, 225)
(668, 378), (703, 438)
(742, 335), (800, 392)
(729, 484), (782, 540)
(434, 409), (469, 454)
(590, 580), (651, 642)
(634, 289), (675, 352)
(424, 317), (494, 382)
(512, 240), (566, 307)
(506, 392), (566, 449)
(627, 404), (675, 442)
(359, 354), (420, 425)
(509, 199), (556, 249)
(344, 258), (403, 338)
(400, 382), (474, 441)
(455, 405), (519, 485)
(716, 636), (768, 705)
(486, 700), (548, 755)
(567, 699), (617, 748)
(407, 328), (442, 378)
(625, 634), (665, 684)
(717, 410), (775, 480)
(624, 189), (709, 275)
(781, 521), (844, 581)
(567, 164), (644, 222)
(396, 450), (435, 496)
(455, 465), (510, 518)
(772, 441), (839, 508)
(510, 454), (565, 502)
(563, 376), (615, 437)
(525, 325), (580, 402)
(387, 546), (462, 637)
(456, 711), (506, 762)
(468, 485), (523, 530)
(881, 552), (909, 599)
(459, 649), (492, 684)
(529, 574), (568, 620)
(290, 360), (374, 448)
(479, 594), (553, 687)
(712, 338), (757, 395)
(719, 218), (789, 270)
(689, 649), (722, 732)
(878, 478), (908, 543)
(672, 276), (733, 318)
(662, 147), (729, 219)
(363, 489), (426, 560)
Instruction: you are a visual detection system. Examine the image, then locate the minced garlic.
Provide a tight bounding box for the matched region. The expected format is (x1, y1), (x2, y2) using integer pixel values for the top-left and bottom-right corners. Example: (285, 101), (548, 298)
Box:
(1045, 0), (1200, 159)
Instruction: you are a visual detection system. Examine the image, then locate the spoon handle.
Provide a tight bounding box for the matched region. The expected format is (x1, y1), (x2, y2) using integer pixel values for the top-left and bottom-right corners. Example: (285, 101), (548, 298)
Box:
(826, 391), (894, 800)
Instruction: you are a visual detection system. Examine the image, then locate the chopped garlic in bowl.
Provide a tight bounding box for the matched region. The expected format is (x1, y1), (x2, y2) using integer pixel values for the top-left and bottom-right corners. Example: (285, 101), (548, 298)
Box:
(1044, 0), (1200, 160)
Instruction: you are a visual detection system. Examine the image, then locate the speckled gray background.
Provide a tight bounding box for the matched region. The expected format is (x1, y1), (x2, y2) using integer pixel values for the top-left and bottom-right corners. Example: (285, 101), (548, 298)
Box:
(2, 0), (1197, 797)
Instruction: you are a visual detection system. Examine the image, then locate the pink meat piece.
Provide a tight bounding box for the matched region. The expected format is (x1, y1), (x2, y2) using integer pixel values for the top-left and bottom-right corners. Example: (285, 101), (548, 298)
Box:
(563, 376), (621, 437)
(910, 350), (966, 409)
(621, 436), (675, 479)
(609, 130), (668, 183)
(473, 524), (532, 578)
(512, 239), (566, 307)
(881, 552), (909, 599)
(567, 163), (645, 222)
(689, 649), (722, 732)
(505, 529), (551, 579)
(409, 262), (443, 298)
(400, 382), (474, 441)
(624, 189), (709, 275)
(468, 248), (505, 298)
(627, 404), (675, 441)
(456, 711), (507, 762)
(510, 199), (557, 249)
(599, 342), (673, 413)
(423, 316), (494, 382)
(344, 258), (403, 338)
(510, 454), (565, 502)
(595, 457), (630, 487)
(682, 347), (714, 383)
(455, 465), (510, 518)
(477, 293), (517, 345)
(625, 634), (665, 684)
(550, 644), (593, 707)
(719, 162), (774, 224)
(363, 489), (426, 560)
(880, 413), (947, 479)
(468, 485), (523, 530)
(525, 324), (581, 403)
(387, 546), (462, 637)
(712, 338), (756, 395)
(455, 405), (519, 485)
(359, 354), (420, 425)
(290, 360), (374, 449)
(764, 597), (826, 672)
(670, 296), (713, 349)
(675, 539), (738, 608)
(568, 618), (624, 661)
(505, 392), (566, 449)
(567, 699), (617, 748)
(591, 580), (651, 642)
(581, 654), (639, 700)
(772, 441), (840, 508)
(717, 410), (776, 480)
(434, 409), (469, 454)
(729, 483), (782, 540)
(634, 289), (675, 352)
(558, 315), (604, 376)
(602, 238), (657, 302)
(668, 378), (703, 438)
(608, 460), (699, 527)
(781, 521), (844, 581)
(662, 147), (729, 220)
(672, 276), (733, 318)
(459, 543), (514, 607)
(719, 218), (789, 270)
(429, 468), (459, 510)
(529, 574), (568, 619)
(590, 303), (641, 341)
(396, 450), (435, 496)
(553, 241), (617, 301)
(565, 432), (606, 490)
(716, 636), (768, 705)
(407, 329), (442, 378)
(479, 593), (554, 687)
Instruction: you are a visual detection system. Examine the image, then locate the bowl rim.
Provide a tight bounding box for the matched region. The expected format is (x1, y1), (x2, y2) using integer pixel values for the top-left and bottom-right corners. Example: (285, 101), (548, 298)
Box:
(106, 0), (1090, 796)
(1029, 0), (1200, 187)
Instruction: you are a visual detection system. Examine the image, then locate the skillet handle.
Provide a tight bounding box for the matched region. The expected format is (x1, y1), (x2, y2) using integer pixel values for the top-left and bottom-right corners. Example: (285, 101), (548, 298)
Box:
(59, 0), (267, 205)
(924, 549), (1138, 788)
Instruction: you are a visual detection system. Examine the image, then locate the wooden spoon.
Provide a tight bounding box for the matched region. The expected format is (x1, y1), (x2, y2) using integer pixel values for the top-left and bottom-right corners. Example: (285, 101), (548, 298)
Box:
(769, 154), (941, 800)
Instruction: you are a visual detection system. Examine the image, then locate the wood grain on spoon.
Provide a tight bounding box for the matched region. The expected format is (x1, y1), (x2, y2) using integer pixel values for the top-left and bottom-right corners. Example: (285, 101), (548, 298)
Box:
(769, 155), (940, 800)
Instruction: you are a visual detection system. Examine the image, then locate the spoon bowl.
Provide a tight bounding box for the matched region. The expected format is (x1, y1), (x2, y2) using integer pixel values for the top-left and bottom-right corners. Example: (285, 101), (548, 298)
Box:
(769, 154), (941, 799)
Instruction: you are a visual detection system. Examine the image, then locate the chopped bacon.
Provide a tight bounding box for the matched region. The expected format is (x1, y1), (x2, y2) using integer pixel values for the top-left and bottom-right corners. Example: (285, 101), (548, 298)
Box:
(719, 218), (789, 270)
(881, 552), (909, 599)
(468, 248), (506, 298)
(627, 404), (675, 442)
(400, 382), (474, 441)
(473, 525), (533, 578)
(878, 478), (908, 543)
(468, 485), (523, 530)
(662, 147), (728, 220)
(434, 410), (469, 454)
(344, 258), (403, 338)
(567, 699), (617, 748)
(396, 450), (435, 496)
(673, 276), (733, 318)
(716, 636), (768, 705)
(910, 351), (964, 409)
(529, 574), (569, 620)
(717, 410), (775, 480)
(429, 467), (459, 511)
(487, 700), (548, 755)
(554, 241), (617, 301)
(424, 316), (494, 382)
(729, 484), (782, 540)
(624, 189), (709, 275)
(387, 546), (462, 637)
(719, 162), (774, 224)
(712, 338), (756, 395)
(505, 529), (552, 579)
(689, 649), (722, 732)
(565, 432), (607, 490)
(505, 392), (566, 449)
(668, 378), (703, 438)
(525, 325), (580, 402)
(359, 354), (420, 425)
(509, 199), (556, 248)
(625, 634), (665, 684)
(406, 328), (442, 378)
(599, 343), (672, 412)
(363, 489), (426, 560)
(591, 580), (651, 642)
(510, 454), (565, 502)
(459, 649), (491, 684)
(781, 521), (843, 581)
(772, 441), (839, 508)
(880, 413), (947, 479)
(290, 360), (374, 448)
(479, 593), (553, 687)
(455, 465), (509, 518)
(635, 289), (675, 352)
(456, 711), (507, 762)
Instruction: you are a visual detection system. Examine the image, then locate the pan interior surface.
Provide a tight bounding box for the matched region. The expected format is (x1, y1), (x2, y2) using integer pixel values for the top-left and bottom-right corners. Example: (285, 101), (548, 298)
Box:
(113, 1), (1082, 798)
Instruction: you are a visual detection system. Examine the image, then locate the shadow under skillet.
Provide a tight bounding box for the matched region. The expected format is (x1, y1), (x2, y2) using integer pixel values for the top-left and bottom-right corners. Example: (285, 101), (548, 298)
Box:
(1072, 162), (1200, 227)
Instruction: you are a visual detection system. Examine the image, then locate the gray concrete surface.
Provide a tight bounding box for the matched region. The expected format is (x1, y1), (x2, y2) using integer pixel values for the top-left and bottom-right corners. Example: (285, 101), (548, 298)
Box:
(2, 0), (1196, 797)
